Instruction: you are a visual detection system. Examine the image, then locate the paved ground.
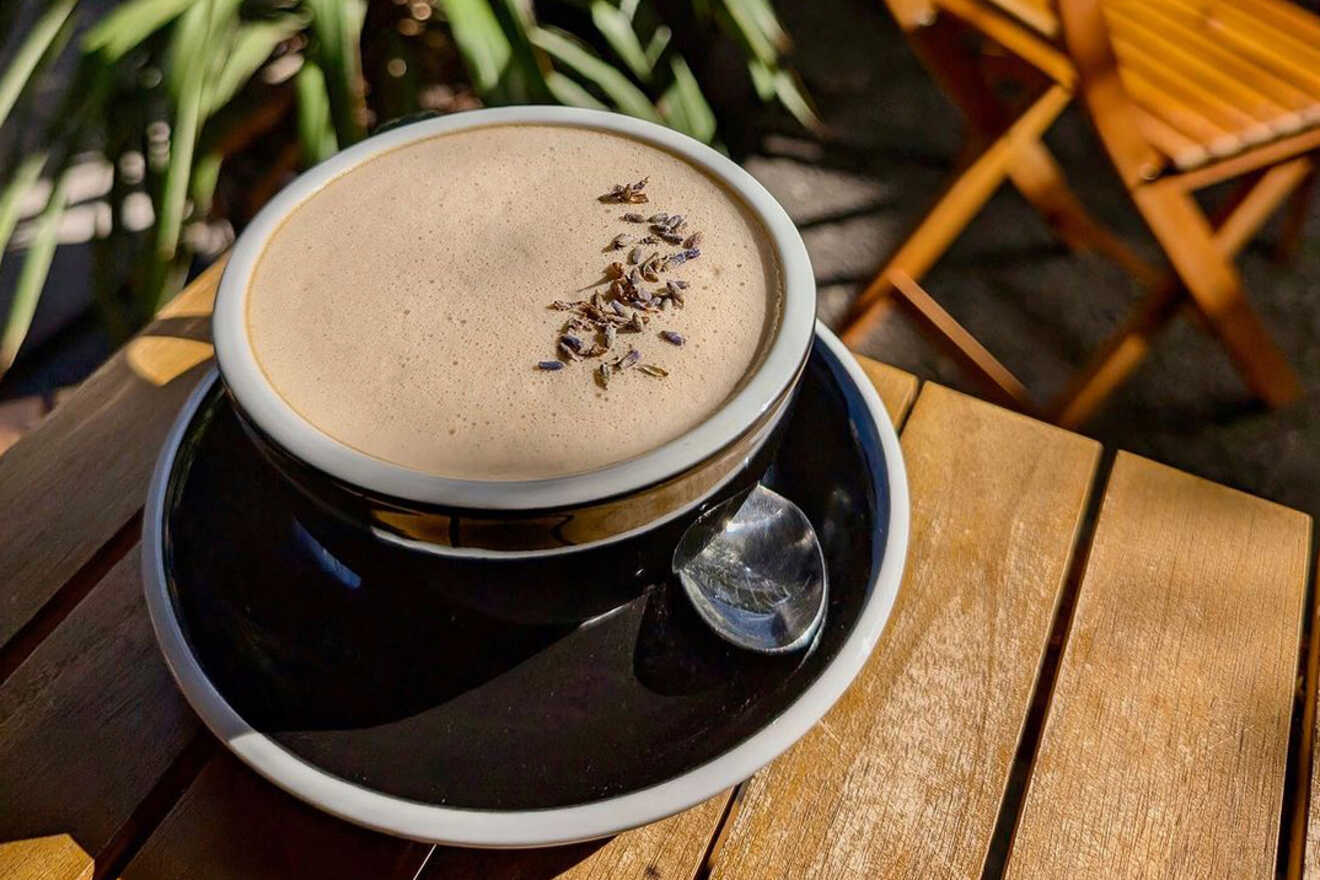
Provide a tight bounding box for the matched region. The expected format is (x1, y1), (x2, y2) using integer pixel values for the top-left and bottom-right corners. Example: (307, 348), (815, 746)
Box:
(750, 0), (1320, 516)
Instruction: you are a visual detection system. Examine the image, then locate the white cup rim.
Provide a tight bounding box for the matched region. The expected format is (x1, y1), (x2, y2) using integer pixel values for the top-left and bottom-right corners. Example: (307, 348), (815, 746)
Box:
(212, 106), (816, 511)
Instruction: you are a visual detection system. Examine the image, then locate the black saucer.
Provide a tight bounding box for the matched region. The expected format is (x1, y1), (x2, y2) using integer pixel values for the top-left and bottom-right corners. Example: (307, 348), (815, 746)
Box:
(144, 329), (907, 845)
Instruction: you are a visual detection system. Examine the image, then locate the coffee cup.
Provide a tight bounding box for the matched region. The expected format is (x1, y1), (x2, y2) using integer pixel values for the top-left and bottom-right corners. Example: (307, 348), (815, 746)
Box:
(212, 106), (815, 562)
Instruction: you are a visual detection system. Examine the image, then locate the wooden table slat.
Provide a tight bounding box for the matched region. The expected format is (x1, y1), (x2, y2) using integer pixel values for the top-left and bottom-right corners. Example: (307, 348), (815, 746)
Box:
(854, 354), (920, 426)
(710, 383), (1101, 879)
(0, 260), (223, 650)
(0, 546), (200, 858)
(0, 835), (94, 880)
(118, 754), (431, 880)
(1006, 452), (1312, 880)
(418, 794), (730, 879)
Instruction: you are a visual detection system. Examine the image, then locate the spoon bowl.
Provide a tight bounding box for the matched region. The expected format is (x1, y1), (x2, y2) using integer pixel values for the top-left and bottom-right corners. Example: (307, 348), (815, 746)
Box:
(672, 484), (828, 654)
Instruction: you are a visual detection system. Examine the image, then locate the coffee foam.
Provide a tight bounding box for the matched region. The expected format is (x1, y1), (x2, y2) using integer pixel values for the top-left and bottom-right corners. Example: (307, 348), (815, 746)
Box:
(246, 124), (781, 480)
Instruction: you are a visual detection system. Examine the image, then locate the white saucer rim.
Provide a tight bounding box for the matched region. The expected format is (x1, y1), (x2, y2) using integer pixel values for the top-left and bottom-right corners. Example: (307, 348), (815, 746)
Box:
(141, 322), (909, 848)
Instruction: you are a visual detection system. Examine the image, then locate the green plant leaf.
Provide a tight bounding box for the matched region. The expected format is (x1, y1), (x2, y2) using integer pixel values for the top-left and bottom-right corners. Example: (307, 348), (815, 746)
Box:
(189, 150), (223, 216)
(747, 57), (774, 101)
(437, 0), (515, 96)
(644, 25), (671, 68)
(295, 60), (338, 165)
(304, 0), (366, 145)
(716, 0), (775, 66)
(543, 70), (608, 110)
(204, 13), (308, 116)
(163, 0), (212, 100)
(83, 0), (194, 62)
(730, 0), (788, 51)
(659, 56), (716, 143)
(590, 1), (651, 81)
(150, 0), (221, 313)
(527, 26), (660, 122)
(495, 0), (536, 29)
(0, 153), (48, 271)
(0, 166), (72, 374)
(482, 0), (552, 104)
(770, 67), (822, 133)
(0, 0), (78, 132)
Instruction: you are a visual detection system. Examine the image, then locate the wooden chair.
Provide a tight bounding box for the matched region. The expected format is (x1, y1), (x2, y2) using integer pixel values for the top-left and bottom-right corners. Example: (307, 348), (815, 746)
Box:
(842, 0), (1319, 426)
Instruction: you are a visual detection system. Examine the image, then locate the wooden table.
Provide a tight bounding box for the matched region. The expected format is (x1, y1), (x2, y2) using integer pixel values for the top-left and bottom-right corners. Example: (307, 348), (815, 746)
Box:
(2, 261), (1318, 879)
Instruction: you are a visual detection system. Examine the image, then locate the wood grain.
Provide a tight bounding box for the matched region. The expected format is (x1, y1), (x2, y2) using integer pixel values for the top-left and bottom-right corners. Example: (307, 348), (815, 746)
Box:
(0, 259), (223, 650)
(0, 547), (199, 856)
(421, 795), (730, 879)
(0, 836), (93, 880)
(853, 354), (919, 426)
(118, 755), (729, 880)
(1006, 452), (1311, 880)
(118, 754), (431, 880)
(709, 383), (1100, 879)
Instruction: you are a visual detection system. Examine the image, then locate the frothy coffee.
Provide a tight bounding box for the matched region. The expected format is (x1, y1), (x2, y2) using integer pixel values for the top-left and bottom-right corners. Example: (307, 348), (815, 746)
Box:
(245, 123), (782, 480)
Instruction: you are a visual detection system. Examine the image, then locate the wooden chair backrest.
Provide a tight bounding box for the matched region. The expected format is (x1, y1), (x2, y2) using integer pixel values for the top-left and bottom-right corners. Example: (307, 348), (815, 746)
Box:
(879, 0), (1169, 186)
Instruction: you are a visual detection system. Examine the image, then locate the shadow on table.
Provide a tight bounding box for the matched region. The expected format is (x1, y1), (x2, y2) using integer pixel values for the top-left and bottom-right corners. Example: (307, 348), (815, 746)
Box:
(421, 839), (614, 878)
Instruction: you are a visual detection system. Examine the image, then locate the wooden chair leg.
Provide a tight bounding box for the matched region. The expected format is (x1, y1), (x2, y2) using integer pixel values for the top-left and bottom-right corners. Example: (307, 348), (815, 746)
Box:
(840, 84), (1071, 348)
(888, 271), (1033, 408)
(899, 15), (1160, 287)
(1054, 159), (1313, 425)
(1052, 286), (1182, 428)
(1007, 141), (1162, 286)
(1132, 182), (1302, 407)
(1274, 162), (1316, 264)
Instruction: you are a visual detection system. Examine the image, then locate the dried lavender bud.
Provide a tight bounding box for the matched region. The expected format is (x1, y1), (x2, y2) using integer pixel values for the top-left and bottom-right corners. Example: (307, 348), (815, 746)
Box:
(660, 330), (685, 346)
(666, 248), (701, 269)
(561, 334), (585, 353)
(559, 341), (582, 360)
(671, 279), (689, 289)
(599, 178), (649, 203)
(639, 364), (669, 377)
(640, 235), (658, 245)
(603, 323), (617, 349)
(628, 246), (642, 265)
(666, 214), (685, 230)
(605, 262), (625, 280)
(647, 212), (669, 223)
(625, 312), (647, 332)
(658, 297), (669, 311)
(628, 268), (642, 286)
(613, 348), (640, 370)
(610, 300), (627, 316)
(656, 230), (684, 245)
(683, 232), (702, 249)
(623, 212), (645, 222)
(537, 360), (565, 371)
(596, 362), (612, 388)
(609, 233), (631, 250)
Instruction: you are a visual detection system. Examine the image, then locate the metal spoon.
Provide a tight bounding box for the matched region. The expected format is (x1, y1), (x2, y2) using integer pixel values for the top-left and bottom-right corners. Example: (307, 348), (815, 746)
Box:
(672, 484), (827, 654)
